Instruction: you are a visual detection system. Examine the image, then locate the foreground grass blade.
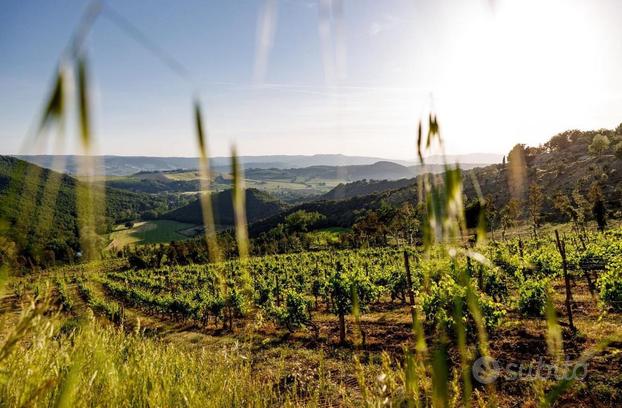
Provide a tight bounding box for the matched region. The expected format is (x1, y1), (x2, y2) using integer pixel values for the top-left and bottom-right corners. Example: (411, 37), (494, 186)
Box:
(55, 348), (84, 408)
(76, 55), (91, 149)
(431, 337), (449, 408)
(194, 100), (221, 263)
(0, 264), (7, 297)
(231, 147), (253, 298)
(74, 54), (102, 261)
(231, 147), (249, 260)
(38, 67), (66, 133)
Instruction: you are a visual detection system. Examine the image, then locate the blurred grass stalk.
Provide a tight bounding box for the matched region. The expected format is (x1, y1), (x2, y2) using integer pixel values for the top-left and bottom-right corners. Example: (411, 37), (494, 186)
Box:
(3, 2), (103, 273)
(230, 148), (253, 299)
(231, 148), (249, 261)
(409, 113), (501, 406)
(194, 101), (221, 264)
(75, 54), (104, 263)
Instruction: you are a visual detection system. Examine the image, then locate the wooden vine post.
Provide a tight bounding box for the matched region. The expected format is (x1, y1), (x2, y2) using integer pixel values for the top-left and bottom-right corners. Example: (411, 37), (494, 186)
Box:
(569, 233), (597, 299)
(554, 230), (575, 332)
(403, 250), (417, 327)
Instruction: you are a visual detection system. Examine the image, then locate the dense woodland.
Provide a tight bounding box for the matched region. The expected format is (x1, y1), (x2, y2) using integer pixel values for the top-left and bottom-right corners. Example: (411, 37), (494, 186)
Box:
(161, 188), (284, 226)
(0, 156), (193, 266)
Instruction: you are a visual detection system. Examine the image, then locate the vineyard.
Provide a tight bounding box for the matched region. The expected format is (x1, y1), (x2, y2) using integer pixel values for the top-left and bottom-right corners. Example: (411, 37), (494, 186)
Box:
(2, 226), (621, 406)
(2, 1), (622, 406)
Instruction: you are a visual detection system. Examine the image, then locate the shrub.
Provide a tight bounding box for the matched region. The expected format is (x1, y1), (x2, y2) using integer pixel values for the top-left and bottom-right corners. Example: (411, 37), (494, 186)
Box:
(597, 257), (622, 311)
(254, 280), (274, 308)
(226, 288), (247, 318)
(327, 263), (380, 343)
(518, 279), (548, 317)
(55, 278), (74, 311)
(481, 266), (510, 302)
(329, 267), (352, 344)
(579, 250), (607, 271)
(273, 289), (312, 332)
(311, 276), (327, 309)
(420, 272), (505, 335)
(208, 295), (225, 322)
(588, 134), (610, 155)
(492, 247), (522, 277)
(389, 269), (408, 303)
(128, 254), (148, 270)
(525, 250), (561, 277)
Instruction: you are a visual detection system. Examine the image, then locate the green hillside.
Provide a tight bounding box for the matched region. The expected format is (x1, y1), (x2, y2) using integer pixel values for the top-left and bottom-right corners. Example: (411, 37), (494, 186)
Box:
(161, 188), (284, 227)
(104, 172), (203, 193)
(107, 220), (196, 249)
(320, 178), (418, 201)
(250, 127), (622, 235)
(244, 161), (413, 181)
(0, 156), (180, 265)
(245, 161), (484, 183)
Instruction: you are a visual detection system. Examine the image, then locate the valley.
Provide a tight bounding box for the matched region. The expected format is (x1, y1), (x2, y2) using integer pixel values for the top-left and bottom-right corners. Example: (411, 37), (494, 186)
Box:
(3, 2), (622, 406)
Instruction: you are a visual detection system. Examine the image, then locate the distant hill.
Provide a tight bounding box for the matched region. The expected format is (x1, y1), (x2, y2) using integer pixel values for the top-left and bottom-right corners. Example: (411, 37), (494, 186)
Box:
(245, 161), (414, 182)
(316, 163), (485, 201)
(16, 155), (200, 177)
(91, 161), (483, 200)
(16, 153), (499, 176)
(161, 188), (284, 227)
(320, 178), (418, 201)
(246, 161), (484, 184)
(0, 156), (175, 263)
(105, 173), (202, 194)
(16, 154), (406, 176)
(249, 127), (622, 235)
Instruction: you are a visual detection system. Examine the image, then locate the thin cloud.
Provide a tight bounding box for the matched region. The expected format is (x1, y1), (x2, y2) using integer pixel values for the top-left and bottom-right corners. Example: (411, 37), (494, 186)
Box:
(253, 0), (279, 84)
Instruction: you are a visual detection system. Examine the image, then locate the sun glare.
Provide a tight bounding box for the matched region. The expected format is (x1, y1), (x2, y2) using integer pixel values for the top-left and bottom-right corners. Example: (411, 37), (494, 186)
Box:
(394, 0), (616, 157)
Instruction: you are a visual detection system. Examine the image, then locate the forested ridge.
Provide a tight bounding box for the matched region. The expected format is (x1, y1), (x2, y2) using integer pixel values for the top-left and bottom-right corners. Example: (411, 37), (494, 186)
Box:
(0, 156), (185, 264)
(251, 126), (622, 237)
(161, 188), (284, 226)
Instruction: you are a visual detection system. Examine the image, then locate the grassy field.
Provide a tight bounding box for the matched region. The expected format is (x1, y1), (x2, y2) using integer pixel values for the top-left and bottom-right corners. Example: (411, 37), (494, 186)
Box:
(107, 220), (197, 248)
(163, 170), (202, 181)
(127, 169), (343, 191)
(307, 227), (351, 247)
(245, 178), (341, 192)
(100, 169), (340, 198)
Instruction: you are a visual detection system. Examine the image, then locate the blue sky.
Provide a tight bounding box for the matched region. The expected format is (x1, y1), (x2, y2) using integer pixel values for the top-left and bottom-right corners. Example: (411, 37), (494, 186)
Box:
(2, 0), (622, 159)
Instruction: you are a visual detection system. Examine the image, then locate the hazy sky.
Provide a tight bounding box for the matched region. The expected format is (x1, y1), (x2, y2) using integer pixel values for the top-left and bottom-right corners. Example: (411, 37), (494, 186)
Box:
(1, 0), (622, 159)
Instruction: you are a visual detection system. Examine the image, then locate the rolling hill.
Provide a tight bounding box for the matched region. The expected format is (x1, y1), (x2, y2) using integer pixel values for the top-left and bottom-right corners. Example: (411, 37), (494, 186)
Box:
(161, 188), (285, 227)
(244, 161), (484, 183)
(249, 127), (622, 236)
(17, 154), (407, 176)
(314, 162), (486, 201)
(319, 178), (418, 201)
(16, 153), (500, 176)
(244, 161), (415, 182)
(104, 172), (202, 194)
(101, 161), (485, 198)
(0, 156), (182, 263)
